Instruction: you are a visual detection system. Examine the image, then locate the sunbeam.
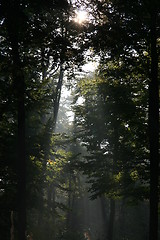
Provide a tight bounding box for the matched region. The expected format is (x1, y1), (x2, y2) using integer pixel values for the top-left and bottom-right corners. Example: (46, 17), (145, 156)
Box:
(74, 10), (88, 24)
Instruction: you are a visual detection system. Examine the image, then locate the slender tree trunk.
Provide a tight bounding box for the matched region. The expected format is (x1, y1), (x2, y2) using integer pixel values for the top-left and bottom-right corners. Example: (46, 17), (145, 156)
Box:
(53, 64), (64, 129)
(107, 199), (115, 240)
(149, 7), (159, 240)
(17, 59), (26, 240)
(66, 174), (72, 230)
(12, 43), (26, 240)
(100, 196), (108, 239)
(119, 199), (126, 239)
(46, 183), (56, 238)
(66, 174), (78, 232)
(106, 126), (118, 240)
(10, 211), (14, 240)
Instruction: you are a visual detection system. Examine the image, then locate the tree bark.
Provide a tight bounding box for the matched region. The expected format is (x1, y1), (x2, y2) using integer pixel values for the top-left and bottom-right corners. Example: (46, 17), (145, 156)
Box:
(100, 196), (108, 239)
(53, 64), (64, 129)
(10, 211), (14, 240)
(66, 174), (72, 230)
(5, 1), (26, 239)
(149, 7), (159, 240)
(17, 58), (26, 240)
(107, 199), (115, 240)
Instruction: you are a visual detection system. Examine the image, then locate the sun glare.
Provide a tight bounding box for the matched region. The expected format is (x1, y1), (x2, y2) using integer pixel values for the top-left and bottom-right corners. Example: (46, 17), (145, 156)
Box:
(74, 10), (88, 24)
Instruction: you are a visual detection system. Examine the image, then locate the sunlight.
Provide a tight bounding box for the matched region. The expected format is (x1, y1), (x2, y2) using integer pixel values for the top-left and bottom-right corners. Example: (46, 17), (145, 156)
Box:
(74, 10), (88, 24)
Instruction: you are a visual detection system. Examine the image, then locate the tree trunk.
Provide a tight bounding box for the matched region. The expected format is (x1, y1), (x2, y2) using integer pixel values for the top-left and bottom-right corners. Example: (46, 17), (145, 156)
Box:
(119, 199), (126, 239)
(6, 1), (26, 239)
(17, 59), (26, 240)
(149, 6), (159, 240)
(100, 196), (108, 239)
(66, 174), (72, 230)
(107, 199), (115, 240)
(53, 64), (64, 129)
(107, 126), (118, 240)
(10, 211), (14, 240)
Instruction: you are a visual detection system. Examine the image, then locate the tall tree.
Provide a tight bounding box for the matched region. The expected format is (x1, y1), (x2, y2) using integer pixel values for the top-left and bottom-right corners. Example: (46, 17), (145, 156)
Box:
(3, 1), (26, 239)
(148, 2), (159, 239)
(82, 0), (159, 238)
(0, 0), (80, 239)
(73, 68), (149, 239)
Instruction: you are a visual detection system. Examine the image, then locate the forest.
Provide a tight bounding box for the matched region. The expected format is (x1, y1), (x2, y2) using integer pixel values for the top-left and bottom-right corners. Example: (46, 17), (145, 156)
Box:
(0, 0), (159, 240)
